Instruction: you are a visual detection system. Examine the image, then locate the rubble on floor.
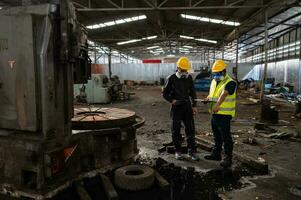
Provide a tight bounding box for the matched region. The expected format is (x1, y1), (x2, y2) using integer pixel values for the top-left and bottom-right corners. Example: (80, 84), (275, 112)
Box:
(105, 86), (301, 200)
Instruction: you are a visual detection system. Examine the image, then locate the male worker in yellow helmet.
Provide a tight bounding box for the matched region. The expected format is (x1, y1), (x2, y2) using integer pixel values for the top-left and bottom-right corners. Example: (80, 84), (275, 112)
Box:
(203, 60), (237, 168)
(162, 57), (199, 161)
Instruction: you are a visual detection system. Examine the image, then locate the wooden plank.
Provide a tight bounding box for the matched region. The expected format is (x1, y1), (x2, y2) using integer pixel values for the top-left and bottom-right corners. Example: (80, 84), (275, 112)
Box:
(100, 174), (119, 200)
(75, 182), (92, 200)
(155, 171), (169, 188)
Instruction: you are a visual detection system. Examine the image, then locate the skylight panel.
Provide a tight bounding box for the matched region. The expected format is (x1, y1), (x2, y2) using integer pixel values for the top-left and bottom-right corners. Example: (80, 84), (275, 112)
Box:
(87, 15), (147, 30)
(181, 13), (240, 27)
(117, 35), (157, 45)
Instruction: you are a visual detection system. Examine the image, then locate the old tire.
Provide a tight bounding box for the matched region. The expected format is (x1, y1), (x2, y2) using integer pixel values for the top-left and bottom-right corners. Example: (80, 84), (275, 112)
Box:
(114, 165), (155, 191)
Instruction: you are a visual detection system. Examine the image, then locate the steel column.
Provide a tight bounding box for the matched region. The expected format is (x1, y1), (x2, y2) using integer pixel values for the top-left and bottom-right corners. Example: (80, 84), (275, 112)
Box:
(108, 48), (112, 79)
(235, 30), (239, 80)
(299, 25), (301, 93)
(260, 10), (269, 101)
(222, 42), (224, 59)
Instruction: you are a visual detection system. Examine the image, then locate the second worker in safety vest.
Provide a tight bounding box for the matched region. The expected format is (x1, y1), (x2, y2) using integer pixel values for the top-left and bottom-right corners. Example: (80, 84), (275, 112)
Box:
(204, 60), (237, 168)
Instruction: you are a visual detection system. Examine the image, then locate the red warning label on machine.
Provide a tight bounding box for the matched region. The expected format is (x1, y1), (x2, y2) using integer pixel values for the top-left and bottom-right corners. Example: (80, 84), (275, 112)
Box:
(8, 60), (16, 69)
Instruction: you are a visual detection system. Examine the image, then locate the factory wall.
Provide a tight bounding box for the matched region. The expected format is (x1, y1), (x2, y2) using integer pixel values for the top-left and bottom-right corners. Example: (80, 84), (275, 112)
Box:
(102, 60), (301, 93)
(102, 62), (255, 83)
(243, 59), (301, 93)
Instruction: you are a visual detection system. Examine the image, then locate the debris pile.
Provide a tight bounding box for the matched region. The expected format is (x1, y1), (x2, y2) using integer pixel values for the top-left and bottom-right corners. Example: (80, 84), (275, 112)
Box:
(153, 157), (269, 200)
(124, 80), (160, 87)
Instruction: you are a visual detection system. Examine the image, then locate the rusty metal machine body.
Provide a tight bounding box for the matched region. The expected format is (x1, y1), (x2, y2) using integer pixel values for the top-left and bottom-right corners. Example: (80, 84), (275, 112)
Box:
(0, 1), (141, 199)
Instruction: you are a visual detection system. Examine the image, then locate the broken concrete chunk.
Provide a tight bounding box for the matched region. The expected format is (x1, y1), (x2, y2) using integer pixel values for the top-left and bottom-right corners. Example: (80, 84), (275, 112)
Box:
(257, 157), (266, 163)
(243, 137), (258, 145)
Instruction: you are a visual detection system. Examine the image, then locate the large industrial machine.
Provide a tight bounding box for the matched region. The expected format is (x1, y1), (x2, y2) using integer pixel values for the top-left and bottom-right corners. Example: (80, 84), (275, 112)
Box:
(74, 74), (111, 103)
(0, 1), (142, 199)
(74, 74), (132, 104)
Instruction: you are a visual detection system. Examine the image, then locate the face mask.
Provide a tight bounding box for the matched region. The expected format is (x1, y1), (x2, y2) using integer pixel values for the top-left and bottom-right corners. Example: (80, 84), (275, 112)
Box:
(176, 71), (188, 79)
(213, 74), (224, 82)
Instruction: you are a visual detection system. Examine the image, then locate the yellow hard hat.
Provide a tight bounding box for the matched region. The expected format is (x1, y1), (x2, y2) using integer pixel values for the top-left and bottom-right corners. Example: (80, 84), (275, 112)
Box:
(212, 60), (227, 72)
(176, 57), (191, 71)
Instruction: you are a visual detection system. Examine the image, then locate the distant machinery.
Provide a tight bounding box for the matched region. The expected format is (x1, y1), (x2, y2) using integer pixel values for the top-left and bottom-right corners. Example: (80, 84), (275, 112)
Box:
(74, 74), (132, 104)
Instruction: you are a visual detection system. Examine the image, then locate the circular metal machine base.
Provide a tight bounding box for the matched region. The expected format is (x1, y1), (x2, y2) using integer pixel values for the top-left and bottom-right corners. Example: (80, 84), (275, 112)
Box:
(72, 107), (137, 130)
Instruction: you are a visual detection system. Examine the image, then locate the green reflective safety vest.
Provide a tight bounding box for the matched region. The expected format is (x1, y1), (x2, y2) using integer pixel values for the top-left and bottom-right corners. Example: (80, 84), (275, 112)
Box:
(208, 74), (236, 117)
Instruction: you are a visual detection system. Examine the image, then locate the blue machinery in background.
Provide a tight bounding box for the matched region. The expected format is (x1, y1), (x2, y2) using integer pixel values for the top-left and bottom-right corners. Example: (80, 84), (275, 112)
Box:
(194, 70), (211, 92)
(194, 78), (211, 92)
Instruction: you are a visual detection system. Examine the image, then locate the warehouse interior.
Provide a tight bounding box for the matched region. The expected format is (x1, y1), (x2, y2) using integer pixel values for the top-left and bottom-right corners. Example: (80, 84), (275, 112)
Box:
(0, 0), (300, 199)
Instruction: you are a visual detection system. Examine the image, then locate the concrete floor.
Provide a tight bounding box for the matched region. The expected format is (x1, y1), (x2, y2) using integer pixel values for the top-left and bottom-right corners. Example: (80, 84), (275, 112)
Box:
(107, 86), (301, 200)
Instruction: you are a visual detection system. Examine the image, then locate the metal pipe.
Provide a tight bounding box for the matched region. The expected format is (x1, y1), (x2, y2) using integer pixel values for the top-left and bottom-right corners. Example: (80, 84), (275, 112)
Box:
(260, 9), (269, 101)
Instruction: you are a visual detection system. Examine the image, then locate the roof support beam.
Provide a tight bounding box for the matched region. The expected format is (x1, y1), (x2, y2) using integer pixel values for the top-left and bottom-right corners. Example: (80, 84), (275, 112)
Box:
(192, 0), (206, 7)
(224, 0), (299, 42)
(228, 0), (245, 6)
(143, 0), (155, 8)
(73, 2), (87, 8)
(239, 26), (294, 50)
(105, 0), (120, 8)
(240, 11), (301, 43)
(158, 0), (168, 8)
(77, 5), (264, 11)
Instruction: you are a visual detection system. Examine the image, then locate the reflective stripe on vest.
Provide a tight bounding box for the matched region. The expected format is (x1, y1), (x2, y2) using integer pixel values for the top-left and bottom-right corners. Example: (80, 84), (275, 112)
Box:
(219, 107), (235, 111)
(208, 97), (235, 102)
(208, 74), (236, 117)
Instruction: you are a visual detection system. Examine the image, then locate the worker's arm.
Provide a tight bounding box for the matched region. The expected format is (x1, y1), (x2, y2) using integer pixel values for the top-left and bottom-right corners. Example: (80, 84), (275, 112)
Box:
(189, 75), (197, 107)
(212, 90), (229, 113)
(188, 76), (197, 115)
(162, 76), (173, 103)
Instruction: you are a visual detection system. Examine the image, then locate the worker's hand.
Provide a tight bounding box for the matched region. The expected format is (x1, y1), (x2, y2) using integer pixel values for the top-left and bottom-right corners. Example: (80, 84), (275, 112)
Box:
(172, 100), (177, 105)
(192, 107), (197, 115)
(212, 105), (220, 113)
(202, 97), (209, 104)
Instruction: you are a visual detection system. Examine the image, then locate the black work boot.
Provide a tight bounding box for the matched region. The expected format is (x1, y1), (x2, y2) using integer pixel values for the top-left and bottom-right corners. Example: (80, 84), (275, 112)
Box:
(220, 155), (232, 168)
(204, 153), (222, 161)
